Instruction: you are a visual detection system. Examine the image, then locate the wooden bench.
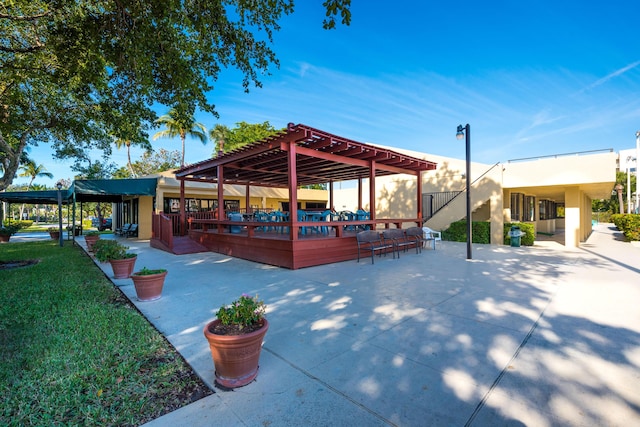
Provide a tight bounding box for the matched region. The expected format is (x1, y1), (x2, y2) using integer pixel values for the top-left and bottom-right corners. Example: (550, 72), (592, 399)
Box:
(356, 230), (396, 264)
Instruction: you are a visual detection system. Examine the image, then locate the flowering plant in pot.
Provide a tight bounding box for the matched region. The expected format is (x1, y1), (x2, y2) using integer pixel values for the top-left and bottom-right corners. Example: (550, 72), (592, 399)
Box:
(203, 294), (268, 389)
(93, 239), (137, 279)
(131, 267), (168, 301)
(0, 225), (20, 242)
(84, 230), (100, 251)
(47, 226), (61, 239)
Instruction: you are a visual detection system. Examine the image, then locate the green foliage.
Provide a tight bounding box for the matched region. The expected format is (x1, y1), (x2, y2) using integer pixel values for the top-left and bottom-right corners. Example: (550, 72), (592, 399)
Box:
(134, 267), (167, 276)
(1, 220), (32, 233)
(441, 220), (535, 246)
(503, 222), (535, 246)
(0, 1), (352, 190)
(0, 224), (20, 236)
(216, 294), (266, 329)
(441, 220), (491, 244)
(92, 239), (135, 262)
(592, 210), (612, 224)
(210, 121), (282, 155)
(153, 108), (208, 167)
(611, 214), (640, 241)
(0, 241), (211, 425)
(113, 149), (182, 178)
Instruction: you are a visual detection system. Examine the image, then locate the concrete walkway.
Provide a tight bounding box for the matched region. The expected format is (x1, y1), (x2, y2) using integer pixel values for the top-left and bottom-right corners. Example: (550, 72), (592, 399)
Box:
(77, 224), (640, 426)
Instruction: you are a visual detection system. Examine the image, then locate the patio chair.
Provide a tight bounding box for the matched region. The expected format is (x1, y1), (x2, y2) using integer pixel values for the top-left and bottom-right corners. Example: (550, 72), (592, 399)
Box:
(297, 210), (308, 235)
(254, 212), (269, 232)
(355, 209), (370, 231)
(115, 223), (131, 236)
(356, 230), (395, 264)
(382, 228), (420, 257)
(318, 210), (332, 234)
(422, 226), (441, 250)
(405, 227), (425, 253)
(125, 223), (138, 238)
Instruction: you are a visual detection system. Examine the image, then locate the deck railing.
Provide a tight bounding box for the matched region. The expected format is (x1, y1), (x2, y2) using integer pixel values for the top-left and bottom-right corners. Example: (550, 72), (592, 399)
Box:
(152, 213), (174, 249)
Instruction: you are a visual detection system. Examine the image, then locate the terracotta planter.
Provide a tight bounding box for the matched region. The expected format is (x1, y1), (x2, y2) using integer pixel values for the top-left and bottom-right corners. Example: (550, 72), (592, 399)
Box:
(85, 235), (100, 252)
(131, 270), (167, 301)
(0, 234), (10, 243)
(203, 318), (269, 389)
(49, 231), (60, 240)
(109, 256), (137, 279)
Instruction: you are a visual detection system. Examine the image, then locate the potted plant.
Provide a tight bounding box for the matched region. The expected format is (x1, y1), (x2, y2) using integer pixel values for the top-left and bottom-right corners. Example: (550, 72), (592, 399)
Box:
(0, 225), (20, 243)
(47, 226), (61, 240)
(131, 267), (168, 301)
(93, 239), (137, 279)
(203, 294), (269, 389)
(84, 230), (100, 251)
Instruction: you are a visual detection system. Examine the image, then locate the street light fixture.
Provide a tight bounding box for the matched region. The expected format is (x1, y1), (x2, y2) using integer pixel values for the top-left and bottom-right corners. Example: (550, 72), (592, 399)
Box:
(456, 124), (472, 260)
(56, 181), (63, 247)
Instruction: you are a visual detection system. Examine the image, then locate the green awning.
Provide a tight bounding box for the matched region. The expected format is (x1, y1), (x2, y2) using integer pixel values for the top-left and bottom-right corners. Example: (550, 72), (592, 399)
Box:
(0, 189), (72, 204)
(70, 178), (157, 202)
(0, 178), (157, 204)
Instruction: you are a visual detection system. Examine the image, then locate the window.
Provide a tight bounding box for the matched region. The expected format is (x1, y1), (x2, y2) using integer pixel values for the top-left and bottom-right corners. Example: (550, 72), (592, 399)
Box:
(510, 193), (523, 221)
(524, 196), (536, 222)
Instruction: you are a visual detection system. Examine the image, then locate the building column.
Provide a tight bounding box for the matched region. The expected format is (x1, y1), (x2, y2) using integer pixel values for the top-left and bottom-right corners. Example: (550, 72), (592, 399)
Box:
(564, 186), (581, 248)
(490, 193), (504, 245)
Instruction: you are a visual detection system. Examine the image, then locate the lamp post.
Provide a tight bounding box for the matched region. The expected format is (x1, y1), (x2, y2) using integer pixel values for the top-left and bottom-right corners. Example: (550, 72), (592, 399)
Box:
(56, 181), (63, 247)
(456, 124), (472, 260)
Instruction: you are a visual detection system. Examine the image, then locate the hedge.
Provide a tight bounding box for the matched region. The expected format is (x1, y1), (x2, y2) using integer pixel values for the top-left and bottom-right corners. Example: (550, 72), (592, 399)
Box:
(440, 220), (535, 246)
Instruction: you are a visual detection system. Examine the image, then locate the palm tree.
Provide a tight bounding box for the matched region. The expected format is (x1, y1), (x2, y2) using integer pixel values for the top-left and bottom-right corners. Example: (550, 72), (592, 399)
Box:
(209, 124), (230, 157)
(114, 137), (136, 177)
(153, 109), (207, 167)
(18, 161), (54, 220)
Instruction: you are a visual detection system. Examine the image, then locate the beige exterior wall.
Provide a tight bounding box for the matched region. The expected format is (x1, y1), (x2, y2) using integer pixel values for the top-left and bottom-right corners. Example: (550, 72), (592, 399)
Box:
(333, 147), (616, 247)
(138, 196), (154, 239)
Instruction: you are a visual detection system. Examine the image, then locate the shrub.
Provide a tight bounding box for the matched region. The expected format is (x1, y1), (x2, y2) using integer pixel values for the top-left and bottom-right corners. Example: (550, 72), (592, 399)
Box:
(611, 213), (640, 241)
(503, 222), (535, 246)
(441, 220), (491, 244)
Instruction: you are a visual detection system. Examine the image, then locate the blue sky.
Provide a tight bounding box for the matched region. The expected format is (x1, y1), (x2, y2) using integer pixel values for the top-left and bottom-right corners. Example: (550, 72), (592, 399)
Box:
(19, 1), (640, 186)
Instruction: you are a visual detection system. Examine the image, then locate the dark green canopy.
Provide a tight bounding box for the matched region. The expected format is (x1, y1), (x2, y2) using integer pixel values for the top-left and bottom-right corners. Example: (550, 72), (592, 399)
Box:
(0, 189), (72, 204)
(0, 178), (157, 204)
(70, 178), (157, 202)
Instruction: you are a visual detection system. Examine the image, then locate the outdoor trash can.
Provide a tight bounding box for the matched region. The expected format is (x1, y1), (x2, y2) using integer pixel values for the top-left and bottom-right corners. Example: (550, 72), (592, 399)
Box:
(229, 213), (243, 234)
(509, 226), (523, 247)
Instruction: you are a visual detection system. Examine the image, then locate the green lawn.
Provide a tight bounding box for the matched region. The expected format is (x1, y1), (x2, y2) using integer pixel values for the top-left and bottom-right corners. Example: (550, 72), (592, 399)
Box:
(0, 241), (212, 426)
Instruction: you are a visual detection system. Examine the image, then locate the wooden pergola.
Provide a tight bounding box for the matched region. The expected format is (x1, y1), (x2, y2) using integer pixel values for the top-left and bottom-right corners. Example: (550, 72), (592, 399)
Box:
(169, 123), (437, 268)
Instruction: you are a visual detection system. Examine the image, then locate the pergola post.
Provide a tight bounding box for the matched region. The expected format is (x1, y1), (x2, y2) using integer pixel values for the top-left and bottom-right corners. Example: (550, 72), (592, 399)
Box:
(416, 171), (423, 225)
(179, 179), (186, 235)
(287, 141), (298, 241)
(369, 161), (376, 220)
(217, 165), (224, 233)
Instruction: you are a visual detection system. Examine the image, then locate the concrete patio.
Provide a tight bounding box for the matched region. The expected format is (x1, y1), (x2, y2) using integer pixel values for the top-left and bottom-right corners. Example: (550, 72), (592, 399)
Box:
(78, 224), (640, 426)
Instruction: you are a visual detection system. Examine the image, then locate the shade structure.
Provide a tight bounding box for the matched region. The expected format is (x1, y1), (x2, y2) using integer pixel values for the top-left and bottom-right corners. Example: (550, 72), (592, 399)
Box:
(176, 123), (437, 187)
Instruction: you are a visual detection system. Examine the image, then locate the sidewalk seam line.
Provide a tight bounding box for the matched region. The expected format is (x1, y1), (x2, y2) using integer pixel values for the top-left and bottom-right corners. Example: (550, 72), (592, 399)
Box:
(263, 346), (398, 427)
(463, 291), (556, 426)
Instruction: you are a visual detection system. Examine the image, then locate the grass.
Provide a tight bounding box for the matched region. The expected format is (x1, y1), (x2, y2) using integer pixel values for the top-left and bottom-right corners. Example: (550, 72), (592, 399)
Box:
(0, 241), (212, 426)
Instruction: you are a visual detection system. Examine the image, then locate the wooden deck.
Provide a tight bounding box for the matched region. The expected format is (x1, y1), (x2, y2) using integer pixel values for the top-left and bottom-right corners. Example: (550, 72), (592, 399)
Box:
(151, 213), (422, 269)
(188, 228), (361, 269)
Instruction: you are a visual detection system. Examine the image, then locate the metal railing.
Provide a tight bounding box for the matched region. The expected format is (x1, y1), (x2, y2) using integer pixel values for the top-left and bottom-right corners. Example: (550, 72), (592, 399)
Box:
(422, 162), (501, 222)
